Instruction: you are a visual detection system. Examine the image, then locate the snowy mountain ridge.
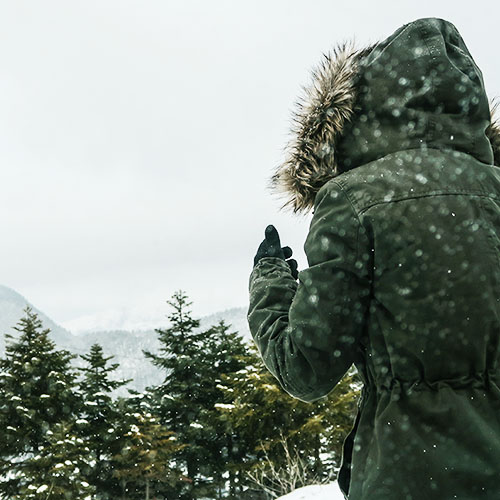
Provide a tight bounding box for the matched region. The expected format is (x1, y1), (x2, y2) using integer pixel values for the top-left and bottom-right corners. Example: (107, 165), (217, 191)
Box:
(0, 285), (74, 352)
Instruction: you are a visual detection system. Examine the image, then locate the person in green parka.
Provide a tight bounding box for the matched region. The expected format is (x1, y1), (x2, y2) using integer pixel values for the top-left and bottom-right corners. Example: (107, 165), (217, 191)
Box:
(248, 17), (500, 499)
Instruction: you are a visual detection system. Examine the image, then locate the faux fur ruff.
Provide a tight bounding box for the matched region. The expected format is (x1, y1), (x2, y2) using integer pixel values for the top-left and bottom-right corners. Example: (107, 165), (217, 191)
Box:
(272, 43), (500, 214)
(486, 99), (500, 167)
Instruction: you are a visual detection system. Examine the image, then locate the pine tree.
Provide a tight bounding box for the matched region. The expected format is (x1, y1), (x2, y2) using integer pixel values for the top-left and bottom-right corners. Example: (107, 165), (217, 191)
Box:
(309, 369), (362, 477)
(77, 343), (131, 498)
(0, 308), (80, 497)
(218, 344), (361, 497)
(143, 290), (209, 499)
(144, 293), (250, 499)
(198, 320), (249, 498)
(112, 410), (184, 500)
(14, 421), (96, 500)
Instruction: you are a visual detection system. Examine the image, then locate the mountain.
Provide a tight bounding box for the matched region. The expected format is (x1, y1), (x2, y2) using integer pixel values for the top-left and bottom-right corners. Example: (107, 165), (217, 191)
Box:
(61, 304), (171, 335)
(0, 285), (76, 351)
(61, 304), (251, 340)
(198, 307), (250, 341)
(0, 285), (250, 397)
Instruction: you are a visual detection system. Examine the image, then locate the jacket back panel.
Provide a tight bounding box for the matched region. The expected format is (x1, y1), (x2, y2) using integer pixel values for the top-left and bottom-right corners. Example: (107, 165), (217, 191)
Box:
(336, 147), (500, 498)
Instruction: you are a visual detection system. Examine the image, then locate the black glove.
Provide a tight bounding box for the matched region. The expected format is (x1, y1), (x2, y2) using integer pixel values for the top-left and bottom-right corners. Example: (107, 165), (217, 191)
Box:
(253, 225), (299, 279)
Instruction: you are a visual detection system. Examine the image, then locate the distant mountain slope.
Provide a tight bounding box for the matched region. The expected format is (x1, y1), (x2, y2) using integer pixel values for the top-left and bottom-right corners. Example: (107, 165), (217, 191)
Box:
(0, 285), (251, 397)
(198, 306), (250, 341)
(70, 329), (164, 396)
(0, 285), (76, 352)
(62, 304), (251, 340)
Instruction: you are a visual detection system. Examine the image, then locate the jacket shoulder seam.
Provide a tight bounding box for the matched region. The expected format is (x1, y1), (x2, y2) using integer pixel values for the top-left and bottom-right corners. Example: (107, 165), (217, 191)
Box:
(357, 189), (500, 215)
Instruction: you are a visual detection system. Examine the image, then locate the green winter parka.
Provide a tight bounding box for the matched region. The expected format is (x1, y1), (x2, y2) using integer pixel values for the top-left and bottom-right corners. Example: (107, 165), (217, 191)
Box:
(248, 18), (500, 499)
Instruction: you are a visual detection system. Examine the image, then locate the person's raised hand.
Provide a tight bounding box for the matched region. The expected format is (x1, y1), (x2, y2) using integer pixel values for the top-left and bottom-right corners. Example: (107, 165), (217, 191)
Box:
(253, 225), (298, 279)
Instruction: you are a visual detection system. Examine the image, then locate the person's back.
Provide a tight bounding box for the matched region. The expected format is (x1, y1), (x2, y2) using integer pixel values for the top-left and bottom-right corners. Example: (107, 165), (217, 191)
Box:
(248, 17), (500, 499)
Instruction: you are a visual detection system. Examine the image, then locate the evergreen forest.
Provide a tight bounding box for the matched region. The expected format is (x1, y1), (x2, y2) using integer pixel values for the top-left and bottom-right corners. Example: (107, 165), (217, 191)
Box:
(0, 291), (360, 500)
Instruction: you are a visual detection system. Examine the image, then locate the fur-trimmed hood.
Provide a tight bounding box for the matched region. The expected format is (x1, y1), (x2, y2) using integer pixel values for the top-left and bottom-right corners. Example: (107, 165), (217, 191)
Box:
(272, 18), (500, 214)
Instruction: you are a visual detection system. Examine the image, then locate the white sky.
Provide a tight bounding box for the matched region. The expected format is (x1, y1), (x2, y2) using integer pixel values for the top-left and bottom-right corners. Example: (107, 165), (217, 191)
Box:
(1, 1), (499, 327)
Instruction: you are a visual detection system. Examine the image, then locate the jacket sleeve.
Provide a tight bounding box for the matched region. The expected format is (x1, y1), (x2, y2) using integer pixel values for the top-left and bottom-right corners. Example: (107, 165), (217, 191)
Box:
(247, 180), (371, 403)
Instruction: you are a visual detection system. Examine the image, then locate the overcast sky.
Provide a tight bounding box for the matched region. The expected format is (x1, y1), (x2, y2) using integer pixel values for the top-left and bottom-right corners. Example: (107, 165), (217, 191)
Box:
(1, 1), (499, 330)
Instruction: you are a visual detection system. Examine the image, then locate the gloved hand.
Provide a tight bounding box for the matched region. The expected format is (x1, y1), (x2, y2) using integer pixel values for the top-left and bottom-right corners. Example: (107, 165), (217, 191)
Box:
(253, 225), (299, 279)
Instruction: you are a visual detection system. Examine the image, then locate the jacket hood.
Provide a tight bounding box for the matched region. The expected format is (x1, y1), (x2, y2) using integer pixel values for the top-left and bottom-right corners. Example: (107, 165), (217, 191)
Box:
(272, 17), (500, 213)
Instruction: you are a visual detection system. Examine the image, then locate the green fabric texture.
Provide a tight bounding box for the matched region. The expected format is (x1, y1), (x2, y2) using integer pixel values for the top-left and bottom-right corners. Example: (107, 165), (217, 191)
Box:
(338, 17), (494, 171)
(248, 18), (500, 499)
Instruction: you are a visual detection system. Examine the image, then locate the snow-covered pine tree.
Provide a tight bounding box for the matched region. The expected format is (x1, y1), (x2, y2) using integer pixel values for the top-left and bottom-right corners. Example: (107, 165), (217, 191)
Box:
(144, 293), (250, 498)
(14, 421), (96, 500)
(143, 290), (209, 499)
(112, 410), (183, 500)
(77, 342), (131, 498)
(199, 320), (249, 498)
(0, 307), (80, 497)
